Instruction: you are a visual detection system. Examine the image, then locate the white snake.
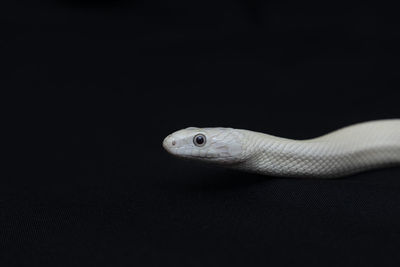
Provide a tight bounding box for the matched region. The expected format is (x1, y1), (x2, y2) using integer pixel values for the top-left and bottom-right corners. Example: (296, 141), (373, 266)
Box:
(163, 119), (400, 178)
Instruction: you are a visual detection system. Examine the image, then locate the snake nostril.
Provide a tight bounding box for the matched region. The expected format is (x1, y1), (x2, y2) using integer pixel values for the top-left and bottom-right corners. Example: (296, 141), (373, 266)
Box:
(172, 140), (176, 146)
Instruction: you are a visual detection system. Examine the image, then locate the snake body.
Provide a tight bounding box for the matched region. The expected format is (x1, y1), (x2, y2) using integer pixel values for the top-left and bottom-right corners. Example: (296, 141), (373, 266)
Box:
(163, 119), (400, 178)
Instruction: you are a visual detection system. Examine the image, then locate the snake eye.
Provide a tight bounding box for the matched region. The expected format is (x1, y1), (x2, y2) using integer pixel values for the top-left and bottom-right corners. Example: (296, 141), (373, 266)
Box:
(193, 134), (206, 147)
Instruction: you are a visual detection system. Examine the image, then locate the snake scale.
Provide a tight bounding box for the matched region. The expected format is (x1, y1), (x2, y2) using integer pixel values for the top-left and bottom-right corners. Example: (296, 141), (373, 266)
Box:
(163, 119), (400, 178)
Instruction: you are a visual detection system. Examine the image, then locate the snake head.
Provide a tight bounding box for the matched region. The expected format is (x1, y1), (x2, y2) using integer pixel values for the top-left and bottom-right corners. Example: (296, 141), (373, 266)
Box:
(163, 127), (244, 164)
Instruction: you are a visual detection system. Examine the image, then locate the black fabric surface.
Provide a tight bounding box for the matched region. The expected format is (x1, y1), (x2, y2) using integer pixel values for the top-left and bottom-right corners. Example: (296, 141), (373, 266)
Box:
(1, 1), (400, 266)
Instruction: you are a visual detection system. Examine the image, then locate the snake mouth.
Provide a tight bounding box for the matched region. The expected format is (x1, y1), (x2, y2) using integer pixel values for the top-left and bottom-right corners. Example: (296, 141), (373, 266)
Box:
(162, 139), (188, 158)
(163, 145), (233, 161)
(163, 135), (176, 152)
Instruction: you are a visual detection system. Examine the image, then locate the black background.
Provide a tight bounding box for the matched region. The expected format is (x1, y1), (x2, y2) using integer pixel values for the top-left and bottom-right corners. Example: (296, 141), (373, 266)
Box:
(1, 0), (400, 266)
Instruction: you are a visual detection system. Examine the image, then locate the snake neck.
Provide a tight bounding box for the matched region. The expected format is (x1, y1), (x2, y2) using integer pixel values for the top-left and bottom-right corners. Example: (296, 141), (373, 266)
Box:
(235, 130), (310, 176)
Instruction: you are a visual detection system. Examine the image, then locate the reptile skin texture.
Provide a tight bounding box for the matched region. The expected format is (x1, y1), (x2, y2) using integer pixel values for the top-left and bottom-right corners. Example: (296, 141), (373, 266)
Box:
(163, 119), (400, 178)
